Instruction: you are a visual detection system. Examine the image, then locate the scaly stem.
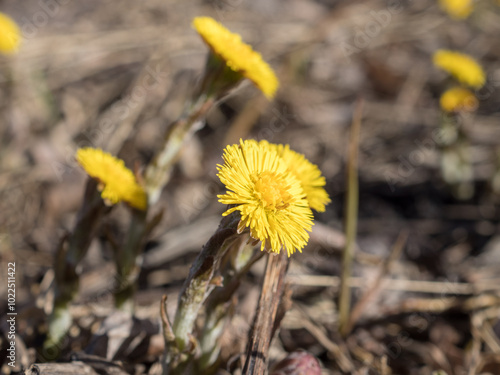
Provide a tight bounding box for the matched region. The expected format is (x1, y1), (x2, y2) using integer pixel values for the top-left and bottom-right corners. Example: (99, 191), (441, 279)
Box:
(164, 212), (240, 374)
(198, 237), (263, 372)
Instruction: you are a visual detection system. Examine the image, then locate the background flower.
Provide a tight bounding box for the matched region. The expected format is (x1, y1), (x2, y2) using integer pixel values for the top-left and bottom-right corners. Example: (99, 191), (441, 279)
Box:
(438, 0), (473, 19)
(76, 148), (147, 210)
(0, 13), (20, 54)
(440, 87), (478, 112)
(193, 16), (279, 99)
(433, 50), (485, 88)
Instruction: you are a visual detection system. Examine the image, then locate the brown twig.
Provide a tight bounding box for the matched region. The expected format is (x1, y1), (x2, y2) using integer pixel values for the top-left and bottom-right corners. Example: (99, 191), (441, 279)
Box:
(242, 252), (289, 375)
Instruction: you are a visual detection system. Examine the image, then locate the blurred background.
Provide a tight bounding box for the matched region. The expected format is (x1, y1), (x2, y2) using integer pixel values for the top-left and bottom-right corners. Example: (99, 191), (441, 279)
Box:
(1, 0), (500, 374)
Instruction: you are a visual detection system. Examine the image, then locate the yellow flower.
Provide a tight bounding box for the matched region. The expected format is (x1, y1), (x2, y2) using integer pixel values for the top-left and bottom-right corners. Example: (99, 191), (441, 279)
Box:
(433, 50), (485, 89)
(440, 87), (478, 112)
(0, 13), (20, 54)
(192, 16), (279, 99)
(76, 148), (147, 210)
(271, 144), (330, 212)
(217, 139), (313, 256)
(439, 0), (473, 19)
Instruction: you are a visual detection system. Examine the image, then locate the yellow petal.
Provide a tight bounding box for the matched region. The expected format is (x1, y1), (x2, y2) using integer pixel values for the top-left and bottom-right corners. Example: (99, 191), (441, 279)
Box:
(0, 13), (21, 54)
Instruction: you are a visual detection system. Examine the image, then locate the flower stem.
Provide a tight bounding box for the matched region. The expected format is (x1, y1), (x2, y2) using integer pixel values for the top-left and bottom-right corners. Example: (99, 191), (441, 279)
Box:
(173, 214), (239, 349)
(163, 212), (240, 374)
(145, 95), (215, 206)
(198, 237), (263, 372)
(114, 207), (148, 312)
(439, 113), (474, 199)
(45, 179), (107, 353)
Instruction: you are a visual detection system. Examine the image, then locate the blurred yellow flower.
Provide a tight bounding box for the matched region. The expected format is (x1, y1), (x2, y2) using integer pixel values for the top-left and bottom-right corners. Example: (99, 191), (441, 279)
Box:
(0, 13), (20, 54)
(433, 50), (485, 89)
(217, 139), (313, 256)
(192, 16), (279, 99)
(438, 0), (473, 19)
(272, 144), (331, 212)
(440, 87), (478, 112)
(76, 148), (147, 210)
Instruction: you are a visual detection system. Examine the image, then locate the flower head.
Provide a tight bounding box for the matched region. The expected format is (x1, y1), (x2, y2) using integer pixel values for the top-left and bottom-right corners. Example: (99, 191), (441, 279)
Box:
(76, 148), (147, 210)
(217, 139), (313, 256)
(192, 16), (279, 99)
(271, 144), (330, 212)
(433, 50), (485, 89)
(439, 0), (473, 19)
(0, 13), (20, 54)
(440, 87), (478, 113)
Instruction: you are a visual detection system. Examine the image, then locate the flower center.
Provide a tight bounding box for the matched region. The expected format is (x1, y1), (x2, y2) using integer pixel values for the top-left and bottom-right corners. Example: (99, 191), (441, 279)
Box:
(253, 172), (292, 210)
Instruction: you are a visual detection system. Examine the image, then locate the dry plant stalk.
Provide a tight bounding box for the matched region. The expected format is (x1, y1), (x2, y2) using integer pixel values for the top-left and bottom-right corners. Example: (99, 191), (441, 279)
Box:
(339, 98), (363, 337)
(242, 251), (289, 374)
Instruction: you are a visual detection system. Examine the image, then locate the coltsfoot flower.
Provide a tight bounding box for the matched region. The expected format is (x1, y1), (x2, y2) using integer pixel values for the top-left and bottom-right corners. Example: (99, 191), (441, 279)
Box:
(439, 0), (473, 19)
(76, 148), (147, 210)
(217, 139), (313, 256)
(440, 87), (478, 112)
(272, 144), (330, 212)
(433, 50), (485, 89)
(192, 16), (279, 99)
(0, 13), (20, 54)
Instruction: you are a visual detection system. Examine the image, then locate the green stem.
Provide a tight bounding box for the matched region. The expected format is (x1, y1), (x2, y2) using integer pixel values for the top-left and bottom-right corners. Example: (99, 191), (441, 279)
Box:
(145, 96), (215, 205)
